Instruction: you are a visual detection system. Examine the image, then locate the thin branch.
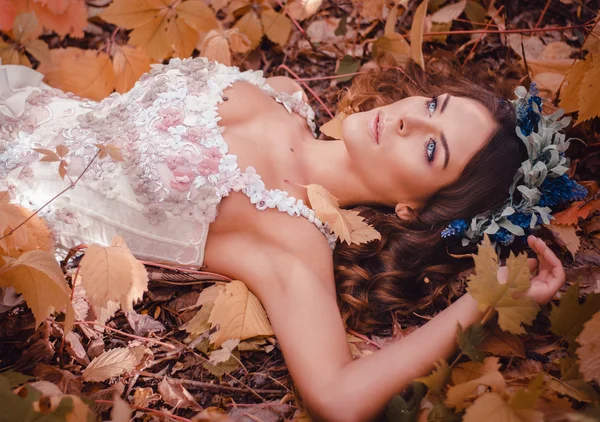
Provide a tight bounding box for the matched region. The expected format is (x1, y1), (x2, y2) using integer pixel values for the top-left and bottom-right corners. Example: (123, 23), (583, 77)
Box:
(274, 0), (316, 51)
(415, 24), (593, 37)
(93, 399), (192, 422)
(535, 0), (553, 29)
(278, 64), (335, 119)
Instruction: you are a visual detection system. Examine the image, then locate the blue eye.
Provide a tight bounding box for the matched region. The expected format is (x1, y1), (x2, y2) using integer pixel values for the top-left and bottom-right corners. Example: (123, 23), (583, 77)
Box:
(425, 138), (436, 163)
(427, 96), (438, 116)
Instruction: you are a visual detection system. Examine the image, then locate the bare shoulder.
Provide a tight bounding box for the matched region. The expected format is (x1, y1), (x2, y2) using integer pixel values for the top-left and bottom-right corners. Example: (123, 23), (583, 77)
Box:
(265, 76), (308, 102)
(203, 194), (335, 297)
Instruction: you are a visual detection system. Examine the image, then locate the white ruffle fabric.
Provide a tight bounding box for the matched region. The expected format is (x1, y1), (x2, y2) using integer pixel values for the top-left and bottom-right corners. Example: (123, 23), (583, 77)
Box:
(0, 64), (49, 119)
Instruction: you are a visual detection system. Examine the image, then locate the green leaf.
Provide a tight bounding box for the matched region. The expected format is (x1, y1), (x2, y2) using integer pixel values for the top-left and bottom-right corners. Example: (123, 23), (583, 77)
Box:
(415, 359), (451, 395)
(456, 322), (486, 363)
(385, 382), (425, 422)
(336, 55), (359, 82)
(427, 400), (460, 422)
(467, 235), (540, 335)
(334, 15), (347, 36)
(463, 0), (486, 25)
(0, 370), (35, 389)
(0, 378), (41, 422)
(550, 282), (600, 352)
(509, 374), (544, 409)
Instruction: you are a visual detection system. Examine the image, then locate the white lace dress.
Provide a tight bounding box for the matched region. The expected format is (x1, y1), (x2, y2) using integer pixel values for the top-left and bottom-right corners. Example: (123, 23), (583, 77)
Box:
(0, 57), (337, 266)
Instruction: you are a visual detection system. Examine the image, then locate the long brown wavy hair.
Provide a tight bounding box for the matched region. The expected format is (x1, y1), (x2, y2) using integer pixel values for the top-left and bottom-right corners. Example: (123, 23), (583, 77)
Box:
(332, 60), (528, 333)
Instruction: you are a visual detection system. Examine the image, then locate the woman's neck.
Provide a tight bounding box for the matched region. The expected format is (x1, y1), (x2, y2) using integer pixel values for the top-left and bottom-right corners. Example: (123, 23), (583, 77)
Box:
(299, 138), (384, 208)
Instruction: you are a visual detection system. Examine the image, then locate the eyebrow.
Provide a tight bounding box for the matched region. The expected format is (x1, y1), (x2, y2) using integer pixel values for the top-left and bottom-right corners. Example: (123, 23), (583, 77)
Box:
(440, 94), (451, 114)
(440, 94), (451, 169)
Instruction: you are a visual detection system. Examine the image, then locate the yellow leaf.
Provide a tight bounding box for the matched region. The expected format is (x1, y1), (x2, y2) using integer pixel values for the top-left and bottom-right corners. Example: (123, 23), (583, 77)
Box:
(261, 9), (292, 47)
(184, 283), (226, 335)
(82, 346), (142, 382)
(372, 32), (411, 67)
(227, 28), (251, 54)
(559, 57), (593, 113)
(79, 236), (148, 312)
(577, 53), (600, 124)
(112, 45), (152, 94)
(100, 0), (218, 61)
(0, 250), (74, 333)
(339, 209), (381, 245)
(25, 39), (51, 64)
(0, 39), (28, 66)
(234, 11), (263, 50)
(38, 48), (115, 101)
(466, 235), (539, 334)
(208, 280), (274, 347)
(319, 112), (346, 139)
(546, 223), (581, 257)
(415, 359), (450, 395)
(410, 0), (428, 70)
(446, 357), (506, 411)
(463, 392), (544, 422)
(13, 12), (41, 43)
(200, 29), (233, 66)
(582, 16), (600, 54)
(431, 0), (466, 24)
(576, 311), (600, 384)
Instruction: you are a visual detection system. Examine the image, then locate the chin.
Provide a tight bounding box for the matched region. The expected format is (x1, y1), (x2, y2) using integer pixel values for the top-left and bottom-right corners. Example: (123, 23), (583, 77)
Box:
(341, 112), (368, 154)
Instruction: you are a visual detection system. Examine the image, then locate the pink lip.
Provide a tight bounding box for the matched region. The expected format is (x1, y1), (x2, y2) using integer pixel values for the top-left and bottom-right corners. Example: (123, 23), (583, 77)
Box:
(369, 111), (384, 144)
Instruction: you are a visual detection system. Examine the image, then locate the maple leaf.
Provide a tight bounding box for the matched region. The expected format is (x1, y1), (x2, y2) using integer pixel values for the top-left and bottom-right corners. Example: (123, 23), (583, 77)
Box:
(306, 184), (380, 245)
(463, 392), (544, 422)
(445, 357), (506, 411)
(100, 0), (219, 61)
(576, 53), (600, 124)
(38, 47), (115, 101)
(0, 12), (50, 66)
(0, 250), (74, 333)
(559, 56), (593, 113)
(550, 282), (600, 352)
(208, 280), (275, 347)
(0, 192), (54, 258)
(467, 235), (539, 335)
(111, 45), (152, 94)
(456, 322), (486, 363)
(414, 359), (451, 395)
(82, 346), (144, 382)
(79, 235), (148, 312)
(410, 0), (428, 70)
(576, 311), (600, 384)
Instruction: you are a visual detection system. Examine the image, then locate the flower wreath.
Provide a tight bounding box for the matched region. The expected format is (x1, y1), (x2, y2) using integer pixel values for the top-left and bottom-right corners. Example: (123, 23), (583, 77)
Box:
(441, 83), (587, 246)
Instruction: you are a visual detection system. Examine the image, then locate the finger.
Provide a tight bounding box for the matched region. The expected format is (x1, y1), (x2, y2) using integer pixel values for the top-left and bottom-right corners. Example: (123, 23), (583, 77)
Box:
(527, 258), (538, 274)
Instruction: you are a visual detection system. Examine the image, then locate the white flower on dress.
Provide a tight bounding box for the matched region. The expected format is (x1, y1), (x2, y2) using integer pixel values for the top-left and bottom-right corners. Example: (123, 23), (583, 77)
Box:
(98, 178), (119, 199)
(143, 203), (167, 225)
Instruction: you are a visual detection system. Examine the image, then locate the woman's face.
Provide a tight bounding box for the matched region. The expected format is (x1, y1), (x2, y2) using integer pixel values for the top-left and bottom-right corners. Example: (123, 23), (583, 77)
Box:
(341, 93), (497, 209)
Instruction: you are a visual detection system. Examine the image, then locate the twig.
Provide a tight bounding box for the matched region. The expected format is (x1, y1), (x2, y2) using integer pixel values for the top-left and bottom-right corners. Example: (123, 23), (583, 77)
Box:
(94, 399), (192, 422)
(462, 6), (504, 68)
(278, 64), (334, 119)
(535, 0), (552, 29)
(0, 150), (101, 243)
(58, 266), (82, 367)
(139, 371), (285, 396)
(415, 24), (593, 37)
(297, 71), (367, 81)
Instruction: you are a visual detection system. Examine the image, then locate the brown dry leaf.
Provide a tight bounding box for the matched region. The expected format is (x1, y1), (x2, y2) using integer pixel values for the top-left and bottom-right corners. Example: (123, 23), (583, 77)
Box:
(287, 0), (323, 21)
(480, 328), (526, 358)
(38, 48), (115, 101)
(372, 9), (411, 68)
(111, 394), (132, 422)
(351, 0), (385, 21)
(79, 235), (148, 312)
(111, 45), (152, 94)
(184, 283), (226, 335)
(100, 0), (218, 61)
(552, 197), (600, 226)
(261, 8), (292, 47)
(410, 0), (428, 70)
(158, 377), (202, 411)
(208, 280), (274, 347)
(446, 357), (506, 411)
(576, 311), (600, 384)
(583, 17), (600, 54)
(0, 194), (54, 258)
(463, 392), (544, 422)
(546, 224), (581, 257)
(320, 112), (346, 139)
(431, 0), (466, 23)
(209, 338), (240, 364)
(13, 0), (88, 38)
(306, 184), (379, 244)
(0, 250), (74, 333)
(200, 28), (250, 66)
(234, 11), (262, 50)
(577, 54), (600, 124)
(545, 377), (600, 403)
(82, 346), (143, 382)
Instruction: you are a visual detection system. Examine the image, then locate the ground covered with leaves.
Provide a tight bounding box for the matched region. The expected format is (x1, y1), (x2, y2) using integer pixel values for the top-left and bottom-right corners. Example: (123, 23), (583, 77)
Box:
(1, 0), (600, 421)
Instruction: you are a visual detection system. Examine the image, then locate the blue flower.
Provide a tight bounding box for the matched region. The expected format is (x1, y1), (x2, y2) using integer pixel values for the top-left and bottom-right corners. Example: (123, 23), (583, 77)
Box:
(507, 212), (532, 229)
(441, 219), (468, 238)
(538, 175), (588, 207)
(491, 228), (514, 246)
(516, 83), (542, 136)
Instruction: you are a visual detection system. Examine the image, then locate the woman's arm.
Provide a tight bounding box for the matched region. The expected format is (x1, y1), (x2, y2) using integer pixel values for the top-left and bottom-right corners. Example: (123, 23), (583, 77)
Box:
(248, 235), (564, 422)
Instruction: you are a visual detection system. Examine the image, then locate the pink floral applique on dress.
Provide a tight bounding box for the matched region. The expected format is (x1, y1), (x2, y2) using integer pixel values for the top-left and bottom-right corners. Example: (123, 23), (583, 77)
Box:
(197, 146), (221, 176)
(156, 107), (184, 131)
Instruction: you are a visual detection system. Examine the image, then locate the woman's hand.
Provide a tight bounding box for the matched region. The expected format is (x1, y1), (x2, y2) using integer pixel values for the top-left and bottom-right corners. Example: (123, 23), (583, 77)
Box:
(524, 235), (566, 305)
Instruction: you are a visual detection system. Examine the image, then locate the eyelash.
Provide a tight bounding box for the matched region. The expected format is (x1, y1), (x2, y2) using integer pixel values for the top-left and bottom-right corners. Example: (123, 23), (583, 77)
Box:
(424, 96), (438, 163)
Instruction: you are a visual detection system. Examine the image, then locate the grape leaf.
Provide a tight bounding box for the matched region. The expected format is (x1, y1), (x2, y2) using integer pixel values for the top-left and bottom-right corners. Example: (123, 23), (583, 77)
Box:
(410, 0), (428, 70)
(79, 235), (148, 312)
(0, 250), (74, 333)
(467, 236), (539, 334)
(456, 322), (486, 363)
(463, 392), (544, 422)
(550, 282), (600, 352)
(576, 311), (600, 384)
(208, 280), (275, 347)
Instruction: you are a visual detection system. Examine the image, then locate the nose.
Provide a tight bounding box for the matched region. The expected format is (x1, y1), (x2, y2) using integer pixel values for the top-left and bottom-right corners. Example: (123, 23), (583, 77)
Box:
(397, 114), (436, 137)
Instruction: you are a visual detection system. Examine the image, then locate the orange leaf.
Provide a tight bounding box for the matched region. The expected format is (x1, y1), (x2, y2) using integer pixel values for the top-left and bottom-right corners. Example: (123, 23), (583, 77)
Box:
(576, 53), (600, 124)
(552, 199), (600, 226)
(107, 144), (124, 162)
(0, 0), (16, 31)
(33, 148), (61, 162)
(14, 0), (88, 38)
(234, 11), (263, 50)
(261, 9), (292, 47)
(410, 0), (428, 70)
(55, 144), (69, 158)
(200, 30), (232, 66)
(58, 161), (68, 180)
(38, 48), (115, 101)
(576, 311), (600, 384)
(320, 113), (346, 140)
(559, 57), (592, 114)
(112, 45), (152, 94)
(546, 223), (581, 257)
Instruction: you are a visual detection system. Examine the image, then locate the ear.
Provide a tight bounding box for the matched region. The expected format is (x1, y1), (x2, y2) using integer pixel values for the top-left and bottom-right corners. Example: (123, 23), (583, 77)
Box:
(395, 203), (415, 221)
